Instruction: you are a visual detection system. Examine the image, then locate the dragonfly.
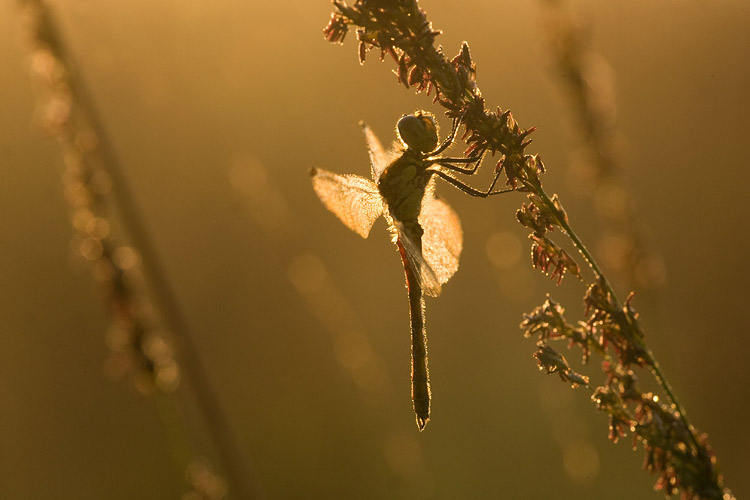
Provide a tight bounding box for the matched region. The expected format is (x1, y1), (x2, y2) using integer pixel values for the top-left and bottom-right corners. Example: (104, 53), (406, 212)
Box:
(310, 111), (509, 430)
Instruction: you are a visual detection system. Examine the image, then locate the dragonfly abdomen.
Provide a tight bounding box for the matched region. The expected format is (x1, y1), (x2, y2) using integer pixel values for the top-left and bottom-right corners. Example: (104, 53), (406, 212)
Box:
(397, 239), (431, 431)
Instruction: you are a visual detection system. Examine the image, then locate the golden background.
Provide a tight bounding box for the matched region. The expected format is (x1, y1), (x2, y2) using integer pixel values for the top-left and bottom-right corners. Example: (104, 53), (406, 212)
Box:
(1, 1), (748, 498)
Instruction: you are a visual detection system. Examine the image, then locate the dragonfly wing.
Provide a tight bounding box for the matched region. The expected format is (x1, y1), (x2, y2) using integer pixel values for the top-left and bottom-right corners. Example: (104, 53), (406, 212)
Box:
(419, 193), (463, 286)
(395, 221), (443, 298)
(361, 122), (400, 182)
(310, 167), (383, 238)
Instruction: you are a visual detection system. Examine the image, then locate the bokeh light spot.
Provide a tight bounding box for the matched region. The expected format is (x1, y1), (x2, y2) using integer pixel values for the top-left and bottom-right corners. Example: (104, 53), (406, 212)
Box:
(563, 439), (600, 485)
(287, 253), (326, 294)
(485, 230), (522, 270)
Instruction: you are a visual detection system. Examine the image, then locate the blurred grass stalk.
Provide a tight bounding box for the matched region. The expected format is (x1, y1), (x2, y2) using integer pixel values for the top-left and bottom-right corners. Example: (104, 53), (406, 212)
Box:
(539, 0), (664, 292)
(19, 1), (260, 498)
(323, 1), (732, 498)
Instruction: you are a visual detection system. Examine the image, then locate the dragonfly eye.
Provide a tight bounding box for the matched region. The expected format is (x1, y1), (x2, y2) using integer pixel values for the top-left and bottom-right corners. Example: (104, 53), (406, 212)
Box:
(397, 111), (439, 153)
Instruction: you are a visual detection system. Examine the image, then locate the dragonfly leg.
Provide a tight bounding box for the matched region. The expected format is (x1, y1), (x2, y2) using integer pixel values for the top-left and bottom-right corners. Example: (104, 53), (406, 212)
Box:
(428, 111), (467, 157)
(434, 148), (487, 175)
(429, 168), (514, 197)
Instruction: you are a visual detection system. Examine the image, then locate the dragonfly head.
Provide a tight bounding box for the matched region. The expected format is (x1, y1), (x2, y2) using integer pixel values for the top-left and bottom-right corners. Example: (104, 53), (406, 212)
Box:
(397, 111), (439, 154)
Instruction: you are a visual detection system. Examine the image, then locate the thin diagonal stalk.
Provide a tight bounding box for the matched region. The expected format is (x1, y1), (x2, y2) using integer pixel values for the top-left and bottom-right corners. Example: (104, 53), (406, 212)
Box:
(58, 29), (261, 500)
(21, 1), (262, 498)
(531, 179), (702, 454)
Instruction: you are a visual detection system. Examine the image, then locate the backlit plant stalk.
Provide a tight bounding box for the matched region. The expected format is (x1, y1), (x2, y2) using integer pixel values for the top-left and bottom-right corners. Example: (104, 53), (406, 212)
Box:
(21, 0), (178, 394)
(323, 1), (732, 498)
(20, 2), (258, 498)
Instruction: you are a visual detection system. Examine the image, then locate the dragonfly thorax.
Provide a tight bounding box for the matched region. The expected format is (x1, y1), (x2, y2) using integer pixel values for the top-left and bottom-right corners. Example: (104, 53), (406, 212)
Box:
(381, 111), (442, 225)
(378, 152), (430, 227)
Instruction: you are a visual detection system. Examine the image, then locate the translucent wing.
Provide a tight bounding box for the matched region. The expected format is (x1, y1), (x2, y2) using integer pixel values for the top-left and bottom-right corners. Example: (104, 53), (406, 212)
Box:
(361, 122), (395, 182)
(310, 167), (383, 238)
(419, 190), (463, 286)
(393, 219), (443, 298)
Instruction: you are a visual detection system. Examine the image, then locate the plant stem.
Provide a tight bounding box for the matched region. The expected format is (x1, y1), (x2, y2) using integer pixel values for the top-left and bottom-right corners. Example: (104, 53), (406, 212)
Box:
(533, 181), (703, 453)
(534, 186), (609, 290)
(22, 1), (262, 498)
